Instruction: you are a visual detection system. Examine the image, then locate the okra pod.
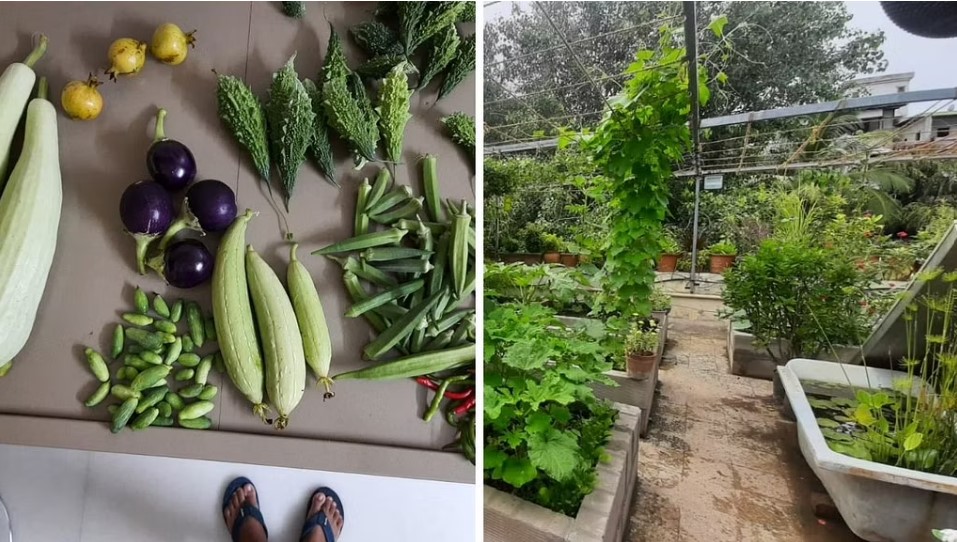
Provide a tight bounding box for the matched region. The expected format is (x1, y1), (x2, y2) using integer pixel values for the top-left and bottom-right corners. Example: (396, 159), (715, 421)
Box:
(450, 201), (470, 297)
(449, 314), (474, 346)
(363, 290), (444, 360)
(123, 313), (153, 327)
(186, 302), (205, 348)
(178, 416), (211, 430)
(84, 382), (111, 408)
(195, 356), (213, 385)
(428, 234), (450, 299)
(198, 384), (218, 400)
(134, 287), (149, 315)
(204, 317), (217, 342)
(373, 258), (433, 274)
(395, 219), (447, 235)
(355, 178), (371, 236)
(163, 337), (182, 366)
(424, 329), (454, 351)
(422, 154), (442, 222)
(430, 309), (473, 336)
(313, 228), (408, 255)
(344, 279), (425, 318)
(112, 325), (125, 359)
(372, 302), (408, 320)
(366, 184), (413, 216)
(175, 369), (195, 381)
(152, 293), (171, 318)
(334, 344), (474, 381)
(361, 247), (432, 262)
(365, 168), (391, 210)
(131, 408), (159, 430)
(342, 272), (389, 333)
(153, 320), (177, 335)
(369, 197), (423, 225)
(178, 401), (214, 421)
(85, 348), (110, 382)
(136, 386), (168, 414)
(170, 299), (184, 323)
(177, 353), (201, 367)
(328, 255), (398, 287)
(111, 397), (139, 433)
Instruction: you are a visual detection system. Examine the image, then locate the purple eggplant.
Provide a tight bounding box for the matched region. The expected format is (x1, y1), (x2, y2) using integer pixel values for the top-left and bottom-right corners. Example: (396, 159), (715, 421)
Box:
(158, 179), (238, 249)
(160, 239), (214, 288)
(147, 108), (196, 191)
(119, 180), (175, 275)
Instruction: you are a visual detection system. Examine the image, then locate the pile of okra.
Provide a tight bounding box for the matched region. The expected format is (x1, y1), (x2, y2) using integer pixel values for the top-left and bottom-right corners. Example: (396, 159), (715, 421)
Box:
(82, 287), (223, 432)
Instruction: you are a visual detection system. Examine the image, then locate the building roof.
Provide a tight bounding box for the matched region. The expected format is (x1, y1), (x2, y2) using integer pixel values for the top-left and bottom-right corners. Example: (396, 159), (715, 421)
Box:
(852, 72), (915, 86)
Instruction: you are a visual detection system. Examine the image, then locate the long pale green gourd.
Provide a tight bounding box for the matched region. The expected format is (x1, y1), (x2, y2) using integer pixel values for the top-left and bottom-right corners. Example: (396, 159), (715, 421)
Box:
(246, 245), (306, 430)
(0, 35), (47, 187)
(211, 210), (267, 418)
(287, 243), (334, 398)
(0, 77), (62, 375)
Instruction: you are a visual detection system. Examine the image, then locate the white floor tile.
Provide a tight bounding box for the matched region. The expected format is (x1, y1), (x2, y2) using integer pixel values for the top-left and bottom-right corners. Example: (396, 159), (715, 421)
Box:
(0, 444), (89, 542)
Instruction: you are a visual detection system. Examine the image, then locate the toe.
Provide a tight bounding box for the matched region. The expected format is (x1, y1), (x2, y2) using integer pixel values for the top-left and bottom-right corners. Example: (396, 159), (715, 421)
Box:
(244, 484), (259, 507)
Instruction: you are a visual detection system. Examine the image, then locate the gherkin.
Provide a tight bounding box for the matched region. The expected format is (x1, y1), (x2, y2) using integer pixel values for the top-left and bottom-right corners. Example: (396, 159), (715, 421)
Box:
(215, 73), (270, 184)
(266, 53), (314, 208)
(377, 63), (413, 163)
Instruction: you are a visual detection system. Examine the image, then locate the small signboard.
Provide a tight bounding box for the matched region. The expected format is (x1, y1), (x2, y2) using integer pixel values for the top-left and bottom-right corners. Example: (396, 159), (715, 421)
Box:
(703, 174), (724, 190)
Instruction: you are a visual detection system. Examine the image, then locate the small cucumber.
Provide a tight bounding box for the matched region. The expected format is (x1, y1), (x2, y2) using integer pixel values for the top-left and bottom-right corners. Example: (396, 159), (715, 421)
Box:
(157, 401), (172, 418)
(175, 368), (195, 381)
(152, 293), (171, 318)
(178, 401), (214, 421)
(165, 392), (185, 410)
(177, 353), (201, 367)
(186, 302), (205, 348)
(134, 287), (149, 315)
(153, 320), (177, 334)
(111, 397), (139, 433)
(205, 317), (217, 342)
(84, 348), (110, 382)
(194, 356), (213, 385)
(136, 386), (168, 414)
(124, 355), (151, 371)
(181, 335), (195, 353)
(178, 416), (211, 430)
(131, 407), (159, 430)
(131, 365), (171, 391)
(163, 337), (182, 366)
(112, 325), (125, 359)
(107, 404), (118, 415)
(111, 384), (141, 401)
(198, 385), (218, 401)
(125, 328), (166, 350)
(170, 299), (184, 323)
(178, 383), (204, 398)
(151, 416), (174, 427)
(84, 382), (111, 407)
(139, 351), (164, 365)
(123, 313), (153, 327)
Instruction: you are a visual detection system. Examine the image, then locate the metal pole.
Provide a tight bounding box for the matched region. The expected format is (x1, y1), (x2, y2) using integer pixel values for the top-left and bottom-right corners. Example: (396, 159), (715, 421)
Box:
(683, 1), (703, 293)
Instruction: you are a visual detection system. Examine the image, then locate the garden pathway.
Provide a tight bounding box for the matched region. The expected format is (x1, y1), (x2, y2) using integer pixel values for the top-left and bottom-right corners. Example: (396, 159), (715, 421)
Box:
(627, 319), (864, 542)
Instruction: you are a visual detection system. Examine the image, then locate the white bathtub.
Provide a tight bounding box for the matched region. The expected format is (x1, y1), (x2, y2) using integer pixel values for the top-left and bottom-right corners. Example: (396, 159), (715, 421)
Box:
(779, 359), (957, 542)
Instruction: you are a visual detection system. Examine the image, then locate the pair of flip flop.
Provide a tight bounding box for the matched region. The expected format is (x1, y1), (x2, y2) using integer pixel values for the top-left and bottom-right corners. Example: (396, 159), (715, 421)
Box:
(222, 476), (344, 542)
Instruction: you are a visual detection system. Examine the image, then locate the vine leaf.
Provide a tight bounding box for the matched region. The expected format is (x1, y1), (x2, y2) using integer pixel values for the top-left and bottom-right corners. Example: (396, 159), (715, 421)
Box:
(528, 428), (580, 481)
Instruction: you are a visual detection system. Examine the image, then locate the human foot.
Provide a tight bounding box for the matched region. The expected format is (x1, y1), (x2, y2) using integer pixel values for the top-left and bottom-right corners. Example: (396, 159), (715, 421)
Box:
(223, 478), (268, 542)
(301, 489), (344, 542)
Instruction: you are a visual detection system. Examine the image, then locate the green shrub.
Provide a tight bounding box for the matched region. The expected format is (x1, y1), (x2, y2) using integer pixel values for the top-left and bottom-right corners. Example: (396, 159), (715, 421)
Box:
(722, 239), (870, 362)
(708, 239), (738, 256)
(625, 320), (659, 355)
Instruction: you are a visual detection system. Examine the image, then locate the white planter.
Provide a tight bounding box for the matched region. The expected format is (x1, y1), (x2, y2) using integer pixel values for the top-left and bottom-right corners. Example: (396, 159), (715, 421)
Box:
(779, 359), (957, 542)
(729, 322), (861, 380)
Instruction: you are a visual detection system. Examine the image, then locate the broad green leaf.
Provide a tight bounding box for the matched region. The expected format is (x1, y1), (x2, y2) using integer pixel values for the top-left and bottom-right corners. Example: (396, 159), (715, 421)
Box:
(708, 15), (728, 38)
(485, 448), (507, 470)
(502, 457), (538, 488)
(525, 411), (552, 434)
(528, 429), (580, 481)
(903, 432), (923, 452)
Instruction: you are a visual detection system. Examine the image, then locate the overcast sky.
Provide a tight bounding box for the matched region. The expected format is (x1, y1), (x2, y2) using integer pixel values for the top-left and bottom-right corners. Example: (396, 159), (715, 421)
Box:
(484, 1), (957, 91)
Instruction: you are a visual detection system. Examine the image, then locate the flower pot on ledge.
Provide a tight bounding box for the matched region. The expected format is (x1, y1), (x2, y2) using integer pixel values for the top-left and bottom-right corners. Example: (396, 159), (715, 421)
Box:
(657, 253), (681, 272)
(543, 251), (560, 264)
(559, 253), (579, 267)
(626, 352), (656, 380)
(709, 254), (736, 274)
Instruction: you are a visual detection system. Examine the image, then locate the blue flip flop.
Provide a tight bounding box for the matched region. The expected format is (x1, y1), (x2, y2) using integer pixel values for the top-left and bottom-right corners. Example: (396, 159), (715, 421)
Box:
(222, 477), (268, 542)
(300, 487), (344, 542)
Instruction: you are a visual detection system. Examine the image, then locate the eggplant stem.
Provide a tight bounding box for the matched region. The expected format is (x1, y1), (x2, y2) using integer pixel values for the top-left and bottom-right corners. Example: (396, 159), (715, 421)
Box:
(132, 233), (158, 275)
(159, 198), (203, 250)
(23, 35), (48, 68)
(154, 108), (168, 142)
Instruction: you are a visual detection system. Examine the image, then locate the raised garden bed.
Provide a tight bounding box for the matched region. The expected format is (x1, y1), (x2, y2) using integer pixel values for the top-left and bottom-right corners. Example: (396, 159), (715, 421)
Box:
(779, 359), (957, 542)
(557, 315), (665, 437)
(728, 321), (860, 380)
(485, 403), (642, 542)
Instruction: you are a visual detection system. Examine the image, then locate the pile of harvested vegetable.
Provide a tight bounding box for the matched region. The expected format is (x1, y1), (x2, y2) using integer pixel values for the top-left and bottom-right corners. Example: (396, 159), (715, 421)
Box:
(82, 288), (221, 431)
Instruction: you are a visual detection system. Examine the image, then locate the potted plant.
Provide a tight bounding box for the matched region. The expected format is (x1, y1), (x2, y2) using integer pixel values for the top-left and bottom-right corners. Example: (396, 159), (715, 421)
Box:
(624, 320), (659, 380)
(541, 233), (564, 264)
(656, 231), (682, 272)
(708, 239), (737, 273)
(559, 241), (581, 267)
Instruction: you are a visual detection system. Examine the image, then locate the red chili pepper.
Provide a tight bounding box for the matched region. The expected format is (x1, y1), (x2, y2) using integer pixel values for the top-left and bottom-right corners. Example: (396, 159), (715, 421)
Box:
(453, 395), (476, 416)
(445, 387), (473, 401)
(415, 376), (439, 391)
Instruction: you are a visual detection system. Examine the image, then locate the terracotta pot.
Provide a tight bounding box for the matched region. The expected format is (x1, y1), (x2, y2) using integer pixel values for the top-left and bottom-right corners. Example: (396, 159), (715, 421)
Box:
(559, 253), (579, 267)
(709, 254), (736, 274)
(543, 252), (560, 264)
(657, 253), (681, 272)
(626, 352), (657, 380)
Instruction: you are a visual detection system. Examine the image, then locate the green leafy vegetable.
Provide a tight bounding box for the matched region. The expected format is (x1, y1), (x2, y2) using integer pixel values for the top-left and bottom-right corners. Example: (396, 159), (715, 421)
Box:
(266, 53), (314, 208)
(321, 27), (380, 166)
(439, 35), (475, 99)
(418, 25), (460, 90)
(377, 63), (413, 163)
(215, 72), (270, 184)
(280, 1), (304, 19)
(441, 112), (474, 155)
(302, 79), (336, 187)
(350, 21), (403, 57)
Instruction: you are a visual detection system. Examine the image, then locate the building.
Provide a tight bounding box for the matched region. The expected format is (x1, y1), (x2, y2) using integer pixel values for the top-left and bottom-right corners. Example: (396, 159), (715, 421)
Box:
(851, 72), (957, 143)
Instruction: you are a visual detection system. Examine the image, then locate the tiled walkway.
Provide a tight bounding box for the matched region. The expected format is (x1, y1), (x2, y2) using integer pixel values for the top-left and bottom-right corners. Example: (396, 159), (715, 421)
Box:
(628, 319), (863, 542)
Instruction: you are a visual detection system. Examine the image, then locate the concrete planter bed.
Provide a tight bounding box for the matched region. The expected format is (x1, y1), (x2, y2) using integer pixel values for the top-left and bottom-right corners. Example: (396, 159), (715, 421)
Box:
(557, 315), (665, 437)
(727, 321), (859, 380)
(485, 403), (642, 542)
(779, 359), (957, 542)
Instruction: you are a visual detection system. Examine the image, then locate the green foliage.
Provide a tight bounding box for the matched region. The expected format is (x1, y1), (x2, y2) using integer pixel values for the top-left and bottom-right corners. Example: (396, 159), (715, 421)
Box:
(579, 27), (705, 317)
(541, 233), (565, 253)
(376, 63), (413, 163)
(659, 231), (681, 254)
(625, 320), (659, 355)
(707, 239), (737, 256)
(484, 300), (617, 516)
(722, 239), (870, 363)
(650, 284), (672, 312)
(485, 262), (600, 317)
(266, 53), (314, 208)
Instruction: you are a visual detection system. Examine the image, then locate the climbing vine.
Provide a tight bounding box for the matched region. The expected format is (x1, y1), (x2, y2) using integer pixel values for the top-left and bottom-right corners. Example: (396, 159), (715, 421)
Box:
(575, 24), (722, 316)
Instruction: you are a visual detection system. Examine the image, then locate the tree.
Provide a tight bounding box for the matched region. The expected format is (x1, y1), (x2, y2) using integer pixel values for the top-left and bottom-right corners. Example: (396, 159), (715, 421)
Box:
(485, 1), (887, 144)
